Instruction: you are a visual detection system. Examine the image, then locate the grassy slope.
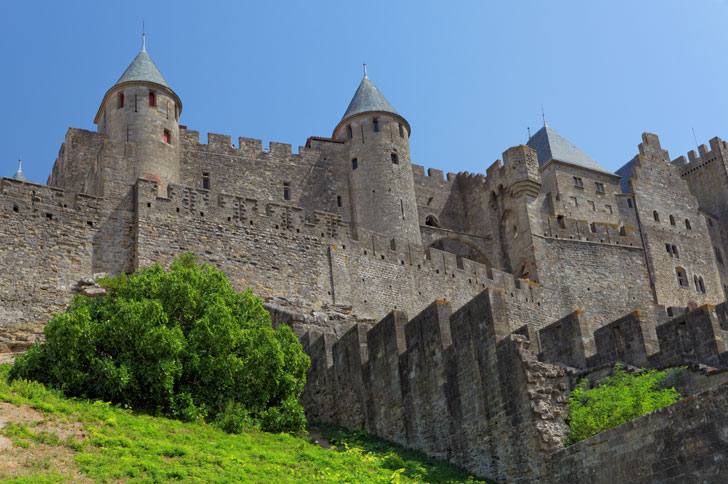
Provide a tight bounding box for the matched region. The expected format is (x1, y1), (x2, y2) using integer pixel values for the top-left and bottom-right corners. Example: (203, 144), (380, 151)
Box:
(0, 365), (491, 484)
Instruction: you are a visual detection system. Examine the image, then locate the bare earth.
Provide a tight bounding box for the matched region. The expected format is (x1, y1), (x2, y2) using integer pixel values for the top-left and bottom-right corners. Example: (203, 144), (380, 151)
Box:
(0, 401), (91, 482)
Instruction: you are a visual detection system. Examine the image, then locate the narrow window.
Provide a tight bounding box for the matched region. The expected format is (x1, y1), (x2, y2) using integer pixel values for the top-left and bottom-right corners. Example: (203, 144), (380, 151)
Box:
(373, 118), (379, 133)
(347, 124), (353, 139)
(283, 182), (290, 201)
(716, 246), (724, 264)
(666, 243), (672, 255)
(202, 172), (210, 190)
(694, 275), (700, 291)
(149, 91), (156, 107)
(570, 196), (578, 207)
(573, 176), (583, 188)
(653, 210), (660, 222)
(337, 195), (342, 207)
(699, 276), (706, 293)
(709, 218), (714, 227)
(134, 94), (138, 112)
(118, 92), (125, 108)
(352, 158), (358, 170)
(670, 215), (676, 226)
(588, 200), (595, 211)
(399, 123), (404, 138)
(391, 153), (399, 164)
(400, 199), (404, 217)
(163, 130), (170, 144)
(627, 198), (633, 208)
(595, 182), (605, 193)
(685, 219), (691, 230)
(672, 245), (679, 258)
(676, 267), (688, 287)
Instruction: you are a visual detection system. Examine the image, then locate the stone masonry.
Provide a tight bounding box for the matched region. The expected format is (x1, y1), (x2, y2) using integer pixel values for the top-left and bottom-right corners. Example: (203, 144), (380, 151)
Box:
(3, 39), (728, 482)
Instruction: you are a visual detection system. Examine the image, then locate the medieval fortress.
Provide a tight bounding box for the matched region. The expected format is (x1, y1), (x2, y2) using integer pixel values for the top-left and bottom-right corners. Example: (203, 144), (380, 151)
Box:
(2, 40), (728, 481)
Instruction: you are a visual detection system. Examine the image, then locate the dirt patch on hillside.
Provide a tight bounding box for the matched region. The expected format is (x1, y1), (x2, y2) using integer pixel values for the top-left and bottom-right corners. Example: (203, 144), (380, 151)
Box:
(0, 402), (91, 482)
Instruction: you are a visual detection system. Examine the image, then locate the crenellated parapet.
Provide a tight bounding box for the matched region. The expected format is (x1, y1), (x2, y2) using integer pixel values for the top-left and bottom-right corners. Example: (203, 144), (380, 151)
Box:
(1, 177), (104, 225)
(538, 303), (728, 370)
(301, 289), (570, 481)
(137, 178), (349, 240)
(674, 136), (728, 178)
(540, 215), (641, 247)
(180, 129), (321, 161)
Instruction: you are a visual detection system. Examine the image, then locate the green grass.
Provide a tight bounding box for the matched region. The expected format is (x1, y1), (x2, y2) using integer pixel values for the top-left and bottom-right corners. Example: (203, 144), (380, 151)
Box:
(0, 365), (491, 483)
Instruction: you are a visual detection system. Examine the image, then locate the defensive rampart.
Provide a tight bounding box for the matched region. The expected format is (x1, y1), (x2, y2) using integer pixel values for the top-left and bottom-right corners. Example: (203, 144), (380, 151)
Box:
(301, 288), (728, 482)
(0, 177), (103, 351)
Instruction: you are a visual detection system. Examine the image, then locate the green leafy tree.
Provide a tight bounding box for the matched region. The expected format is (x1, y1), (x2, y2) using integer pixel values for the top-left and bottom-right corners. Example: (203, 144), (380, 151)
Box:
(567, 364), (682, 444)
(10, 253), (309, 433)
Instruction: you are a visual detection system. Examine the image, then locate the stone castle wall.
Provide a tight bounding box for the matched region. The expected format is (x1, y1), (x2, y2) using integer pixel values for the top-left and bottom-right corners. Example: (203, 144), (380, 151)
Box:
(301, 287), (728, 483)
(0, 178), (102, 351)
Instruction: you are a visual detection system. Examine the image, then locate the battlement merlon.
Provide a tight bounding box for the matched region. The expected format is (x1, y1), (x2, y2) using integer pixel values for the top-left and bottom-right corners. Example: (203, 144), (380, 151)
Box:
(675, 136), (728, 175)
(179, 129), (319, 159)
(135, 178), (349, 238)
(1, 177), (105, 215)
(542, 215), (642, 247)
(538, 303), (728, 370)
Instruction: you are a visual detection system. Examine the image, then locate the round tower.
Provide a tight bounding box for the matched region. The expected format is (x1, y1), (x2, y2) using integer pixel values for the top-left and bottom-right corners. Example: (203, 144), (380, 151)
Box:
(93, 35), (182, 191)
(333, 67), (422, 246)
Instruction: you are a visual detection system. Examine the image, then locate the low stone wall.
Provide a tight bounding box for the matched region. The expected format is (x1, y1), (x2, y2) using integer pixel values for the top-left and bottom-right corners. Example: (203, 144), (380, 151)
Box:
(546, 381), (728, 483)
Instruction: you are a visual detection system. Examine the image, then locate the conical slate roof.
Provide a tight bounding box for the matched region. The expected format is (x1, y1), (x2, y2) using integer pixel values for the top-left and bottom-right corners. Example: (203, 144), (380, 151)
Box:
(341, 75), (398, 121)
(115, 41), (169, 88)
(527, 125), (612, 175)
(12, 160), (27, 181)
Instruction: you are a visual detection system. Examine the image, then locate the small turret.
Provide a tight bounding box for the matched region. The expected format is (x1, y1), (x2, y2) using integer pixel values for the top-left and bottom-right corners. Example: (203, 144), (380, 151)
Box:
(94, 34), (181, 192)
(11, 159), (27, 181)
(333, 66), (421, 245)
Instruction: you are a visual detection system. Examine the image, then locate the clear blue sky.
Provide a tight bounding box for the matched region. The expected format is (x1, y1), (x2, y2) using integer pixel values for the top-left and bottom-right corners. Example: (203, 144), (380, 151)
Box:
(2, 1), (727, 184)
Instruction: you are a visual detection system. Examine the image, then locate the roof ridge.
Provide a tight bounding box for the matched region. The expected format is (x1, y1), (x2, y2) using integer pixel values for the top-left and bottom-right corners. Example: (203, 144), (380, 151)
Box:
(527, 125), (612, 175)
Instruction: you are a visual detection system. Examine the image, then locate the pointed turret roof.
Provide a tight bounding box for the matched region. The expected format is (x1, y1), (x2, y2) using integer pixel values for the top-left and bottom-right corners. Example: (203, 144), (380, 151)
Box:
(341, 68), (399, 121)
(12, 159), (27, 181)
(527, 125), (613, 175)
(115, 35), (169, 88)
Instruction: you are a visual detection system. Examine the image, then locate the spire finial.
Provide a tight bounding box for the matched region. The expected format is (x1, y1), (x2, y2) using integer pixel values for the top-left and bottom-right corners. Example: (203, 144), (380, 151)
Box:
(18, 158), (22, 170)
(541, 106), (547, 128)
(142, 21), (146, 51)
(363, 63), (368, 79)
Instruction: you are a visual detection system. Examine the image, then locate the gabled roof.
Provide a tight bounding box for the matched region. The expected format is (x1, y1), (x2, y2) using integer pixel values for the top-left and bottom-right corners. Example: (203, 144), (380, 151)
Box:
(527, 125), (613, 175)
(341, 75), (398, 121)
(115, 45), (169, 88)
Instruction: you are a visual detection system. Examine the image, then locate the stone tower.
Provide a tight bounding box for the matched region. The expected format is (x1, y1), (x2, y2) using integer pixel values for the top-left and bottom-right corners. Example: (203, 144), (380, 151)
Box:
(333, 68), (422, 245)
(93, 35), (182, 192)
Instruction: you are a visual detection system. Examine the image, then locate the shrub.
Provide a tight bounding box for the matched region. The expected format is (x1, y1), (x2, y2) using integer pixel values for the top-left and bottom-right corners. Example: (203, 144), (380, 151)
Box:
(566, 364), (682, 444)
(10, 254), (310, 433)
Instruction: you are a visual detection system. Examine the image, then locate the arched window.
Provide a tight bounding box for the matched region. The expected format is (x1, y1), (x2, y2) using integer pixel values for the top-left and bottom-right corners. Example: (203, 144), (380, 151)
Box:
(676, 267), (688, 287)
(669, 215), (675, 226)
(424, 215), (439, 227)
(685, 219), (691, 230)
(149, 91), (156, 107)
(653, 211), (660, 222)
